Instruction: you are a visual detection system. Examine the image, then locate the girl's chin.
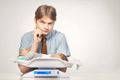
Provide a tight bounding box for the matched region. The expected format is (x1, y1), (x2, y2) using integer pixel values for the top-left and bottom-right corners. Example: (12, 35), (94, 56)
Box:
(42, 32), (49, 36)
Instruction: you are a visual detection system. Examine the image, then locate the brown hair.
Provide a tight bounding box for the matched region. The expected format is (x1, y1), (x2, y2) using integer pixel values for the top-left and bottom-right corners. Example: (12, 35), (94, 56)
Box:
(35, 5), (56, 21)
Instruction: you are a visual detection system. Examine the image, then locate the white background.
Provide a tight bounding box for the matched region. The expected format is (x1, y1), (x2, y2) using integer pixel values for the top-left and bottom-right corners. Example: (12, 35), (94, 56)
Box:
(0, 0), (120, 74)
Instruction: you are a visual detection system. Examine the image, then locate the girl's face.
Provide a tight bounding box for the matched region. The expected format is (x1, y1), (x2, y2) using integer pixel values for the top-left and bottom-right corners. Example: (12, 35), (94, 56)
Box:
(35, 16), (55, 35)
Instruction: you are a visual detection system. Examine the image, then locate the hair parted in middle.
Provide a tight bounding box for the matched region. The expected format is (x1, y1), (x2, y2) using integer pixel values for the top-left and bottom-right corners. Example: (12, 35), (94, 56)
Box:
(35, 5), (57, 21)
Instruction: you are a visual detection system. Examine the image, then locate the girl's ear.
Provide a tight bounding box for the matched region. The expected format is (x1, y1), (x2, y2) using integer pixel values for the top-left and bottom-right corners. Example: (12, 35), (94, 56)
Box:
(34, 17), (37, 23)
(34, 17), (37, 29)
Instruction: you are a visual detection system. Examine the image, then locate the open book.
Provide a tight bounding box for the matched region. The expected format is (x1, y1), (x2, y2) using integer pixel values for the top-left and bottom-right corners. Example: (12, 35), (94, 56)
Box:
(16, 56), (73, 68)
